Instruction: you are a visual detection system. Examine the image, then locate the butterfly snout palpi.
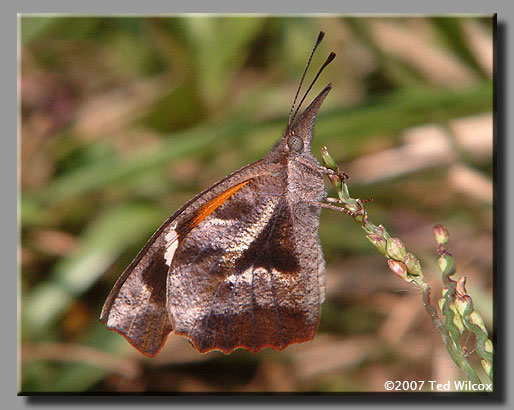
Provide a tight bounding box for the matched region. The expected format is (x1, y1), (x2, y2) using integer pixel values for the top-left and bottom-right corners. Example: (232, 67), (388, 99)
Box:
(100, 31), (341, 356)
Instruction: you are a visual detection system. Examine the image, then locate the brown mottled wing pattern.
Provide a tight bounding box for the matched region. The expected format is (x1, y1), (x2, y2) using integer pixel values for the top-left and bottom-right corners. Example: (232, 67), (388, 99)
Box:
(167, 175), (325, 353)
(98, 186), (255, 356)
(100, 161), (266, 356)
(99, 224), (174, 356)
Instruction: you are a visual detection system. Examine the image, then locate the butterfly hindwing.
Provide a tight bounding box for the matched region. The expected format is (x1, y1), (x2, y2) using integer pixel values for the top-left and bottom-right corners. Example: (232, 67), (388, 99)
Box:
(100, 161), (272, 356)
(99, 223), (175, 356)
(167, 175), (325, 353)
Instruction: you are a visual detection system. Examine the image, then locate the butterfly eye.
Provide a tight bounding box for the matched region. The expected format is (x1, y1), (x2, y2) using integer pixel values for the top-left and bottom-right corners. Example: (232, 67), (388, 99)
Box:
(287, 135), (304, 152)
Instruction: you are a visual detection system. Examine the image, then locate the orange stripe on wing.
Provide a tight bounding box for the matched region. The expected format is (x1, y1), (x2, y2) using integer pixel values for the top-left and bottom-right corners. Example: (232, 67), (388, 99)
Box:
(188, 179), (251, 229)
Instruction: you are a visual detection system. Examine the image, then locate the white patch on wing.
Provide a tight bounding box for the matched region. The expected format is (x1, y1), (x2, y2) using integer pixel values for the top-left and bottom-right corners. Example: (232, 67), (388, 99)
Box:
(225, 270), (253, 285)
(220, 199), (276, 267)
(221, 200), (276, 288)
(164, 223), (179, 267)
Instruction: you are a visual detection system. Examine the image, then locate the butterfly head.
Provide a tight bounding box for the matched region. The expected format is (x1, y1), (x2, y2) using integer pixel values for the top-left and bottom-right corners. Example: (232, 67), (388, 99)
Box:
(285, 83), (332, 154)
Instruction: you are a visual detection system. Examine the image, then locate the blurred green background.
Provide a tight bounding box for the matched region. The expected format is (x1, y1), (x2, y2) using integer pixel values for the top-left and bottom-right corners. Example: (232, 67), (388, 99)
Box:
(19, 15), (493, 393)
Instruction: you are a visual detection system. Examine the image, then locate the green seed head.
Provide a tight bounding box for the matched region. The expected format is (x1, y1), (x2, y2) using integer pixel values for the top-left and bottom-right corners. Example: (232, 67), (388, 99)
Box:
(387, 259), (408, 281)
(366, 233), (388, 256)
(433, 224), (450, 245)
(469, 311), (487, 333)
(403, 252), (422, 276)
(321, 146), (339, 171)
(386, 238), (407, 261)
(438, 256), (449, 273)
(455, 294), (473, 317)
(484, 339), (493, 353)
(481, 359), (492, 377)
(452, 312), (465, 334)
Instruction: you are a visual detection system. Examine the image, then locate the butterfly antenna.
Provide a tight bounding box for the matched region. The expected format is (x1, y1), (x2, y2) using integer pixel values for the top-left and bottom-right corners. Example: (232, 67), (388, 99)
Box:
(292, 51), (336, 121)
(288, 31), (325, 127)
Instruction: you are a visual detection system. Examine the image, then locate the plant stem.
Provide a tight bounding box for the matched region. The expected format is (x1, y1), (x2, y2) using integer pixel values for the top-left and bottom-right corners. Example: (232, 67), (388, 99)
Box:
(320, 146), (492, 385)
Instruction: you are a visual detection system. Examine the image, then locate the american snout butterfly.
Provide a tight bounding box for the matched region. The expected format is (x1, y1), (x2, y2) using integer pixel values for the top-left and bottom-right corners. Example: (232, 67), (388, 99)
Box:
(100, 31), (340, 356)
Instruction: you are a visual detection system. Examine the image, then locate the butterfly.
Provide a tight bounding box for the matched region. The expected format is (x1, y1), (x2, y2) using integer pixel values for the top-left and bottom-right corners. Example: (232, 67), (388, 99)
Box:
(100, 31), (340, 356)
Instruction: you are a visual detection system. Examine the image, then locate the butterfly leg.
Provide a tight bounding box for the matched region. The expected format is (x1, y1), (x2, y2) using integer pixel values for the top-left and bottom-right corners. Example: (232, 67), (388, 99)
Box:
(308, 194), (373, 217)
(293, 156), (349, 181)
(308, 200), (361, 216)
(326, 197), (373, 205)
